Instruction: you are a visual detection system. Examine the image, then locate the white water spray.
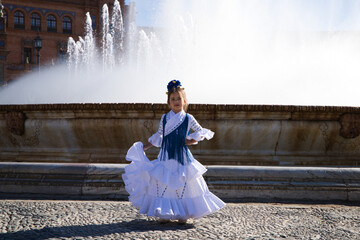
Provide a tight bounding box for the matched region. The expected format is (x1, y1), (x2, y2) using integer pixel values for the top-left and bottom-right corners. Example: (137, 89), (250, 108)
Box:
(1, 0), (360, 106)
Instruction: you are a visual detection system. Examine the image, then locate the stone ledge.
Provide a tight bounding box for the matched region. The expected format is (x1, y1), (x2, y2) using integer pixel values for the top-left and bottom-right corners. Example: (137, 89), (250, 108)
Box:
(1, 103), (359, 122)
(0, 162), (359, 202)
(1, 103), (360, 113)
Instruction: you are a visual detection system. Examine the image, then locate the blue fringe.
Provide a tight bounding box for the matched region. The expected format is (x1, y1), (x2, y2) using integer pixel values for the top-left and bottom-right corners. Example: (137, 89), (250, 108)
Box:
(160, 114), (192, 165)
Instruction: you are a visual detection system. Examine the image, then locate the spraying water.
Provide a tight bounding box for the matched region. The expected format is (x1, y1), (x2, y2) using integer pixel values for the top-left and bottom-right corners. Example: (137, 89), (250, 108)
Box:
(1, 0), (360, 106)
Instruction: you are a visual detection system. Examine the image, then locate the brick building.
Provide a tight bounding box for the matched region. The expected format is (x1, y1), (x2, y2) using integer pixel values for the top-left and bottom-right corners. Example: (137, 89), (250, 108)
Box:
(0, 0), (131, 85)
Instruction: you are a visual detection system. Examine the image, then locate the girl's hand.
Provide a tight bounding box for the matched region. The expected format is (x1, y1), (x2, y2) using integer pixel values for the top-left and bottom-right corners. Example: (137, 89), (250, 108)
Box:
(143, 142), (153, 151)
(185, 139), (198, 146)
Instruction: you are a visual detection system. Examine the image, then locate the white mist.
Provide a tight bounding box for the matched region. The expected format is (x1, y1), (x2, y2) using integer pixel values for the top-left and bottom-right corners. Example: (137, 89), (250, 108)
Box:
(1, 0), (360, 106)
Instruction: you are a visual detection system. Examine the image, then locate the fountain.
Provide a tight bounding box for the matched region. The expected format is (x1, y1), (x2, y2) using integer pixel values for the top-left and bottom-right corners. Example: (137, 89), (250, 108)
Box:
(0, 0), (360, 202)
(2, 0), (360, 105)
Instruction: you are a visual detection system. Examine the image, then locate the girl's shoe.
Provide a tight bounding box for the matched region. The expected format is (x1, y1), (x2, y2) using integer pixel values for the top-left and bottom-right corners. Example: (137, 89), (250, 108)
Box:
(177, 219), (188, 225)
(158, 219), (170, 224)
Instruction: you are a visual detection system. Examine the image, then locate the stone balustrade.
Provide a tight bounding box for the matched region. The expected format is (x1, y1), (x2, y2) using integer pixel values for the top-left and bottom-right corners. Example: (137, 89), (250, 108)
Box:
(1, 103), (360, 166)
(0, 162), (359, 202)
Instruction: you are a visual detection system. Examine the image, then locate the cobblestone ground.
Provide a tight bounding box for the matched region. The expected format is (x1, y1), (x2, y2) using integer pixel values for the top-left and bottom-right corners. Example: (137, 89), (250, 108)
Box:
(0, 200), (359, 240)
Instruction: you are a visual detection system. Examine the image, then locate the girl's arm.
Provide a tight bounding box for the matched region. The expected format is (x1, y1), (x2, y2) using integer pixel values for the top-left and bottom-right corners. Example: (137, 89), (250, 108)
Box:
(144, 114), (165, 150)
(185, 139), (197, 145)
(143, 142), (153, 151)
(187, 114), (214, 143)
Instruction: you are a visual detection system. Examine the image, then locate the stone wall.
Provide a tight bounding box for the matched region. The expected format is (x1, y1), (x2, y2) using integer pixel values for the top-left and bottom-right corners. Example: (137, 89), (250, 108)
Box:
(1, 103), (360, 166)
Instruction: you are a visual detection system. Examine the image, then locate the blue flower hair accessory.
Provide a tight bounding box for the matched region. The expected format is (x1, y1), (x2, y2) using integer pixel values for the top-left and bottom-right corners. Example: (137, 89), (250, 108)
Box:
(166, 80), (184, 94)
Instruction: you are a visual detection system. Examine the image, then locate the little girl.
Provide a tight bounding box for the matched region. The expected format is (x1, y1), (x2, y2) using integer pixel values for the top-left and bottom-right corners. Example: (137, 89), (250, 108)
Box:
(122, 80), (225, 224)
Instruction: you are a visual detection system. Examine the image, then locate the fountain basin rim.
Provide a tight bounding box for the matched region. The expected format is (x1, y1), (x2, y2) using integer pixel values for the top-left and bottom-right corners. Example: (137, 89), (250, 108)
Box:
(1, 103), (360, 113)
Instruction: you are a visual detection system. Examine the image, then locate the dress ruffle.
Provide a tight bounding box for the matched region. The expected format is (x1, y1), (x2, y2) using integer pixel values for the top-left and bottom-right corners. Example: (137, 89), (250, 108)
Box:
(149, 158), (207, 189)
(122, 141), (225, 220)
(122, 142), (153, 203)
(186, 128), (215, 142)
(138, 192), (226, 220)
(148, 132), (162, 147)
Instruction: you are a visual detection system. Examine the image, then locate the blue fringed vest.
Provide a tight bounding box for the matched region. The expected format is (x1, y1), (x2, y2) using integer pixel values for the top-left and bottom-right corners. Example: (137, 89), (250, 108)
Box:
(160, 113), (192, 165)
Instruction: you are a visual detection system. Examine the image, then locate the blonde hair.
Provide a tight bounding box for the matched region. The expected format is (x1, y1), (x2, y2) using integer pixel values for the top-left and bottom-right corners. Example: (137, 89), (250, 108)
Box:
(167, 87), (188, 112)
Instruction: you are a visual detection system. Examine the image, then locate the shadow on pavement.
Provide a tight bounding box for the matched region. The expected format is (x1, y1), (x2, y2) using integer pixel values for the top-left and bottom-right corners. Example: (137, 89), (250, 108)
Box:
(0, 219), (195, 240)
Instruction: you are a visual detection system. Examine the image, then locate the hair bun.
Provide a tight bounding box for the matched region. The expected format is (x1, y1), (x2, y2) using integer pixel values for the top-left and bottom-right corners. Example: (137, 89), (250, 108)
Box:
(166, 80), (184, 94)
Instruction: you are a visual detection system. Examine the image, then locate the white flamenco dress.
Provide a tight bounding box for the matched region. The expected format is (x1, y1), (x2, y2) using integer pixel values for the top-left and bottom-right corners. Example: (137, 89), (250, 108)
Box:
(122, 110), (225, 220)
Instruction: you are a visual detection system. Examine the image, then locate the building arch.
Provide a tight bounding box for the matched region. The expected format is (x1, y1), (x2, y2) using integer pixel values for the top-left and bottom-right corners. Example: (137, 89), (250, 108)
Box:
(45, 13), (58, 33)
(62, 15), (73, 34)
(29, 11), (42, 31)
(13, 9), (26, 30)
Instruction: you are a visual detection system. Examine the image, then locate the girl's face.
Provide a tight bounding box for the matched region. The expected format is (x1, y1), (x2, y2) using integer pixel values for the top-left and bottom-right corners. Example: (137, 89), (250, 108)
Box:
(168, 91), (186, 113)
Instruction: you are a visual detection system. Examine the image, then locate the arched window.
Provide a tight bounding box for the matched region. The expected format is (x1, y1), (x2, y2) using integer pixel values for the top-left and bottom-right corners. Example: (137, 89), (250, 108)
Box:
(47, 14), (57, 32)
(62, 16), (72, 34)
(14, 11), (25, 29)
(31, 13), (41, 31)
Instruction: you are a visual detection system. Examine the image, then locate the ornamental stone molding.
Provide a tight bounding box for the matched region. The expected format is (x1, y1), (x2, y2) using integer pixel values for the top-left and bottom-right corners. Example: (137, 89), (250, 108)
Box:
(1, 103), (360, 114)
(339, 113), (360, 139)
(5, 111), (25, 135)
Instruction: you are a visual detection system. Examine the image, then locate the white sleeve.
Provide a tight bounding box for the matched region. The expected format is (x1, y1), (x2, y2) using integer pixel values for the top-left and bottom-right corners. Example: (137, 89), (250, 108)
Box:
(148, 114), (165, 147)
(186, 114), (214, 142)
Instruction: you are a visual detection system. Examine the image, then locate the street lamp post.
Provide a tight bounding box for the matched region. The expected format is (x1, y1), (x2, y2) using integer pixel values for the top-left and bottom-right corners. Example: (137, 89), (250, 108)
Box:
(34, 34), (42, 72)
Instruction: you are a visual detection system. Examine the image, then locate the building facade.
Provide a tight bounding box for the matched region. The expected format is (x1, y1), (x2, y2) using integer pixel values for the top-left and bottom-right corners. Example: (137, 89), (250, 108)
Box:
(1, 0), (129, 85)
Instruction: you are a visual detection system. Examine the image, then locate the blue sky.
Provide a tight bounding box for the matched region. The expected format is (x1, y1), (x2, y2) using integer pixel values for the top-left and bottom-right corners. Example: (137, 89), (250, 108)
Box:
(125, 0), (360, 30)
(125, 0), (159, 26)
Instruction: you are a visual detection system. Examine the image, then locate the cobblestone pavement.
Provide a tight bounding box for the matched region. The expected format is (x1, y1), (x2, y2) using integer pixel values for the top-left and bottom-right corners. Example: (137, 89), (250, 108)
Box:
(0, 200), (359, 240)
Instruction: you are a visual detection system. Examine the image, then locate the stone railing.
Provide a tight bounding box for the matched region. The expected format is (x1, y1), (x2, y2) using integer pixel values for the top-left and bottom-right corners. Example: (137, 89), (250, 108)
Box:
(1, 103), (360, 166)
